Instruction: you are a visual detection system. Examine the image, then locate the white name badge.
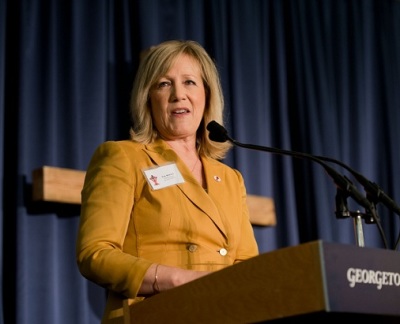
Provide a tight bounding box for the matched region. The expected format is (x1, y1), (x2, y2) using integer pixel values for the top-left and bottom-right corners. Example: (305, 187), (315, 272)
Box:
(143, 163), (184, 190)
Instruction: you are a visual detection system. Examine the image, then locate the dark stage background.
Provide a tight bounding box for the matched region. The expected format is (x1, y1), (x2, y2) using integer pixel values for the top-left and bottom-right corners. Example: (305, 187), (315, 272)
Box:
(1, 0), (399, 323)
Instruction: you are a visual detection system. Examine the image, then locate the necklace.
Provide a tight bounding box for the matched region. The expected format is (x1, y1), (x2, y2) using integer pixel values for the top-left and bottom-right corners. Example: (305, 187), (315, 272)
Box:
(191, 158), (200, 172)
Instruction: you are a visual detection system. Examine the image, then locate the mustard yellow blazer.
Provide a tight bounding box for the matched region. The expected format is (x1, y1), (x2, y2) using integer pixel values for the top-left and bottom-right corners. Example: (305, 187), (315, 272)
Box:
(76, 139), (259, 323)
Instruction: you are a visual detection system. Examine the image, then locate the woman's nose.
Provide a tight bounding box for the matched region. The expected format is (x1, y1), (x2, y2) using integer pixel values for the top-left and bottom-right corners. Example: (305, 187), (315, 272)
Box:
(170, 84), (186, 101)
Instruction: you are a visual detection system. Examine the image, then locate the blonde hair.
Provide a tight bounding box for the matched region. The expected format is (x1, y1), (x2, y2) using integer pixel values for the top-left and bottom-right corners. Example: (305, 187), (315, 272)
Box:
(129, 40), (232, 160)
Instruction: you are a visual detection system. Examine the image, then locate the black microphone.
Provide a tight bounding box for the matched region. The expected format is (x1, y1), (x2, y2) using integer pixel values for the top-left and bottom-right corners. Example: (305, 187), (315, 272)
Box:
(206, 121), (374, 212)
(207, 120), (229, 143)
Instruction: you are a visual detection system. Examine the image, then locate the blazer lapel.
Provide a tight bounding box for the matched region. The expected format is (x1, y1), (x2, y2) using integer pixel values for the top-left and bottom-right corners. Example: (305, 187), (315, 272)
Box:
(143, 140), (227, 238)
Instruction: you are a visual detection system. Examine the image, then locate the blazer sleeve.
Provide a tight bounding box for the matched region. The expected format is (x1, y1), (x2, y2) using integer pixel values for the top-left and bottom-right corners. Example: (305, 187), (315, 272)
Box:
(76, 141), (152, 299)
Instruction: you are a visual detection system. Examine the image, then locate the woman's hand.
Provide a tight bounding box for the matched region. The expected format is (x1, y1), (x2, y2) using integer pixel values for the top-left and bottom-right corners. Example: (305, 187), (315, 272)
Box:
(139, 263), (211, 295)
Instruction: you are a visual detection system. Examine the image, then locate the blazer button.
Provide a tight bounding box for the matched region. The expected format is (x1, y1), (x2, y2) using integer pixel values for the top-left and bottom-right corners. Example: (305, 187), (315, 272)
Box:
(219, 248), (227, 256)
(187, 244), (198, 252)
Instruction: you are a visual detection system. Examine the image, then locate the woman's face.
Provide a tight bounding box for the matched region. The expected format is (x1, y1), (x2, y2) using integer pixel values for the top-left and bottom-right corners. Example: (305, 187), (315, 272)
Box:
(149, 53), (206, 141)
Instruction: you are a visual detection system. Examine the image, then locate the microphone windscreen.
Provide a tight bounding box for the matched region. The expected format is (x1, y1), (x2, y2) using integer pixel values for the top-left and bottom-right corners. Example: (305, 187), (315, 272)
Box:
(207, 121), (228, 142)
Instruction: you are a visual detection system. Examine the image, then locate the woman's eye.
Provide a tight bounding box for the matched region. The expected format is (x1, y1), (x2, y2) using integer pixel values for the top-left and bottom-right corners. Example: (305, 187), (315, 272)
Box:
(185, 80), (196, 85)
(157, 81), (170, 88)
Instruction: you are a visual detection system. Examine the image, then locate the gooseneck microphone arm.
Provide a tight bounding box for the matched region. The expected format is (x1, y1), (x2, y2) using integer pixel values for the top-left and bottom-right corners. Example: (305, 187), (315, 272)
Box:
(207, 120), (374, 211)
(206, 120), (389, 249)
(232, 135), (374, 212)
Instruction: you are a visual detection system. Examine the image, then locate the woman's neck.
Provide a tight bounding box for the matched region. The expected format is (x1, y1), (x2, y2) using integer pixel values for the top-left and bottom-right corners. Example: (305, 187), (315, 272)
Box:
(166, 140), (205, 188)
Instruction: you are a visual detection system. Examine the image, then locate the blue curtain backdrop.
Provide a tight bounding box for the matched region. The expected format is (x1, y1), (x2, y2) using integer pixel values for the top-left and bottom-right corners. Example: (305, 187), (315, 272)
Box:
(1, 0), (400, 323)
